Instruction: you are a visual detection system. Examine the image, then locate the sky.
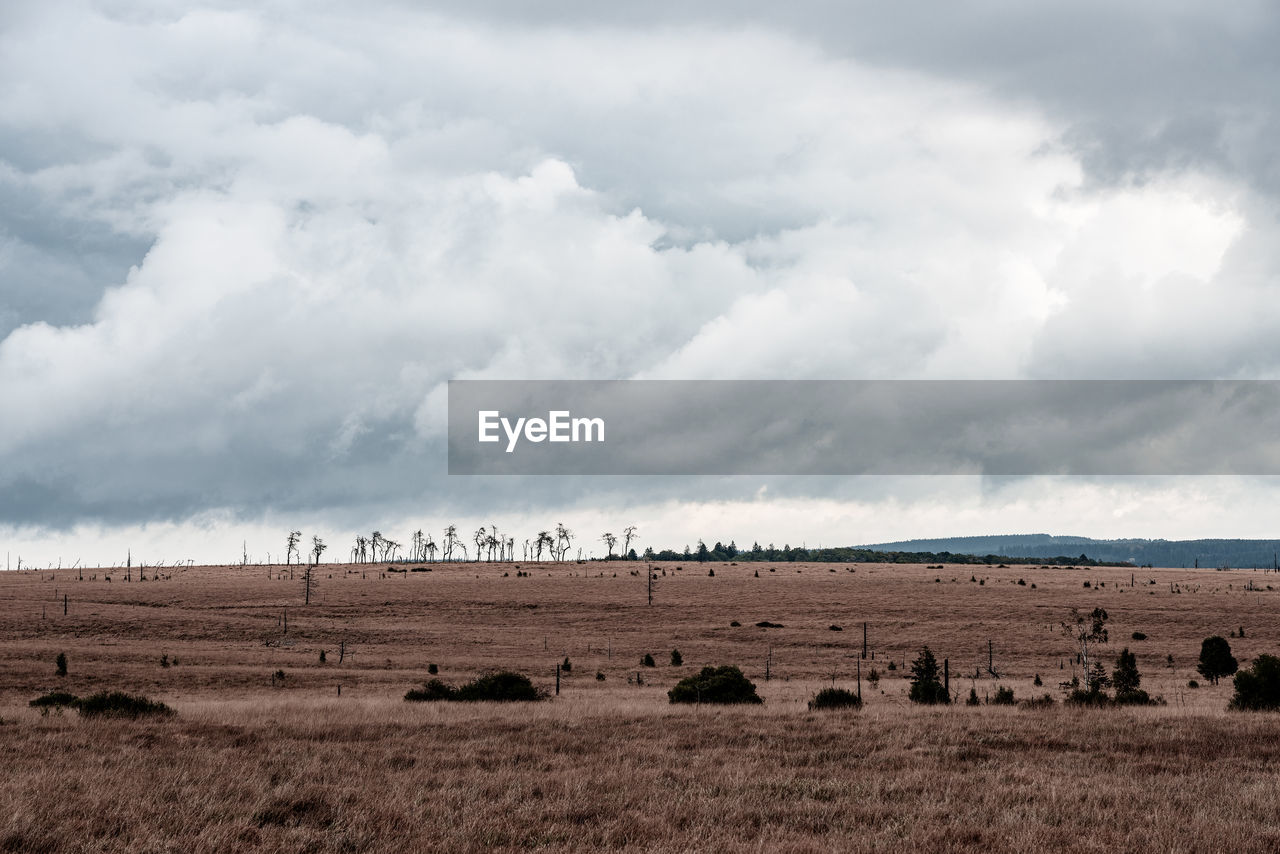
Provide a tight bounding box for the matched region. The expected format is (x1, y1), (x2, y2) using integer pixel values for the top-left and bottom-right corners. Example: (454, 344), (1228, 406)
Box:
(2, 1), (1280, 567)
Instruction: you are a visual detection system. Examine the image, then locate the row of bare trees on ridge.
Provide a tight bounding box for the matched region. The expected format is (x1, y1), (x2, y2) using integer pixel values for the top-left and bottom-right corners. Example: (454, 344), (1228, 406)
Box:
(283, 524), (640, 565)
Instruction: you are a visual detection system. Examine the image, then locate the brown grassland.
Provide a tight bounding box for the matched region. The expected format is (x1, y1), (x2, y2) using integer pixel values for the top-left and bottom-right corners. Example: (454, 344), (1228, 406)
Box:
(3, 558), (1280, 852)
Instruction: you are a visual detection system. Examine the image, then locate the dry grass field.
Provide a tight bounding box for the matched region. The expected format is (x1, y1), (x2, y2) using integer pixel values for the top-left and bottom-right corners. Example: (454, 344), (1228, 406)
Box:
(3, 558), (1280, 852)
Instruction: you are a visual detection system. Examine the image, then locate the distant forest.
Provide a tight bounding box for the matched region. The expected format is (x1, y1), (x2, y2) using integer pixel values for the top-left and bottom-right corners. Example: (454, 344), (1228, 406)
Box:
(641, 534), (1280, 568)
(856, 534), (1280, 569)
(643, 541), (1130, 567)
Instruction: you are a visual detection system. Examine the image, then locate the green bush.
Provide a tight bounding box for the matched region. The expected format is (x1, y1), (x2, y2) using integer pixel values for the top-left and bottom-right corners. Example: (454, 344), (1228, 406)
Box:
(55, 652), (67, 677)
(404, 679), (455, 701)
(641, 653), (656, 667)
(808, 687), (861, 710)
(668, 665), (763, 705)
(29, 691), (78, 708)
(75, 691), (173, 718)
(991, 686), (1016, 705)
(1065, 688), (1110, 707)
(1114, 688), (1154, 705)
(406, 671), (545, 703)
(670, 649), (683, 667)
(1230, 654), (1280, 711)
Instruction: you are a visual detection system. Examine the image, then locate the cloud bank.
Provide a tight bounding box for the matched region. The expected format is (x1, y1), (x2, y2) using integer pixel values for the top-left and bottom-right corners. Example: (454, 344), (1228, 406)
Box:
(2, 2), (1279, 562)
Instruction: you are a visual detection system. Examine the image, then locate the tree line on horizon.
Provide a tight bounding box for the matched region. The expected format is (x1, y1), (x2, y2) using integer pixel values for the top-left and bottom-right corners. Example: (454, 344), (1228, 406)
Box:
(642, 540), (1132, 567)
(273, 525), (1131, 568)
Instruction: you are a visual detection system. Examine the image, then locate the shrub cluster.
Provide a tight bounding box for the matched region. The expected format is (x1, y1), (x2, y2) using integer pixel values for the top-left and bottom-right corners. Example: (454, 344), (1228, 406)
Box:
(1230, 655), (1280, 711)
(991, 686), (1016, 706)
(808, 687), (861, 710)
(405, 671), (545, 702)
(668, 665), (763, 705)
(1065, 647), (1159, 706)
(29, 691), (78, 709)
(75, 691), (175, 718)
(33, 690), (174, 718)
(1020, 694), (1056, 709)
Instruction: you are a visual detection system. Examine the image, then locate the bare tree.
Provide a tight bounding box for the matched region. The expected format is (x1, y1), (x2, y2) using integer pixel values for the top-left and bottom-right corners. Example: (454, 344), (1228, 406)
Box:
(286, 531), (301, 566)
(303, 563), (317, 605)
(311, 535), (327, 565)
(424, 534), (438, 562)
(622, 526), (638, 558)
(370, 531), (384, 563)
(1062, 607), (1109, 684)
(442, 526), (458, 561)
(485, 524), (500, 561)
(555, 523), (573, 561)
(535, 531), (553, 561)
(473, 527), (487, 562)
(601, 532), (617, 558)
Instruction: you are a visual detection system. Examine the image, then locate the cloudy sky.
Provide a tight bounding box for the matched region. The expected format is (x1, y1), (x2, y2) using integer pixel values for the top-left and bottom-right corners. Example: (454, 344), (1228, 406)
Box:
(2, 1), (1279, 566)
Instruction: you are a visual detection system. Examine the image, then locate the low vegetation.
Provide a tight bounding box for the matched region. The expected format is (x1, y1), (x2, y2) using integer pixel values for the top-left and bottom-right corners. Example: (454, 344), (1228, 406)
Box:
(28, 691), (78, 708)
(74, 691), (174, 718)
(405, 671), (545, 702)
(807, 687), (862, 710)
(1230, 654), (1280, 710)
(668, 665), (763, 704)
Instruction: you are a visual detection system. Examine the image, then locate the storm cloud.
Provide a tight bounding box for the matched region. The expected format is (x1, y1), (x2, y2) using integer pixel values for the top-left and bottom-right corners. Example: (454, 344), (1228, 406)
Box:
(2, 1), (1279, 562)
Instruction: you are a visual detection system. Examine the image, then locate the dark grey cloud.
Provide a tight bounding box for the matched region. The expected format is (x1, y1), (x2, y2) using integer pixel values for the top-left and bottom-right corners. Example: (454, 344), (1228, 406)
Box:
(420, 0), (1280, 194)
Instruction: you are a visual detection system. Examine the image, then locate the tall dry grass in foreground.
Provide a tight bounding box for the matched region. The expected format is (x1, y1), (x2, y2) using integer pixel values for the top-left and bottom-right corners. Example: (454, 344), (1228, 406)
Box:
(5, 700), (1280, 853)
(3, 560), (1280, 851)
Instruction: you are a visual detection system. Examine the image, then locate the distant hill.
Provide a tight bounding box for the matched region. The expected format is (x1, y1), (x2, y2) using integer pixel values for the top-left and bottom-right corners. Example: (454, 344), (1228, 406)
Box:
(859, 535), (1280, 569)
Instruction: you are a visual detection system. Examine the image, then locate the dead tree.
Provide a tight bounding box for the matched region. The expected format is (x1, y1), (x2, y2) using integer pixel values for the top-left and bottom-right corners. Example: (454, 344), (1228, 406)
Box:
(623, 526), (638, 558)
(555, 524), (573, 561)
(286, 531), (301, 566)
(1061, 607), (1108, 684)
(535, 531), (552, 561)
(443, 526), (460, 561)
